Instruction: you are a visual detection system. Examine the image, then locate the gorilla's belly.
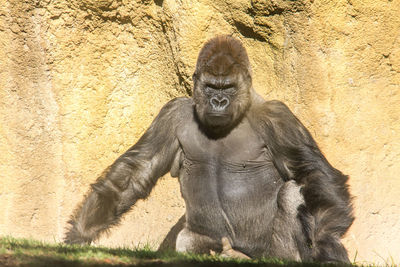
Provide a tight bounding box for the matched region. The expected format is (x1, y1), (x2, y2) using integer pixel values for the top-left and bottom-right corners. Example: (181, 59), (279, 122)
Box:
(179, 158), (283, 253)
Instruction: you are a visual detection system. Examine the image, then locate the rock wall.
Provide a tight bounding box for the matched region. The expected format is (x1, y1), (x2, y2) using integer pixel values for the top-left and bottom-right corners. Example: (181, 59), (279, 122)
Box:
(1, 0), (399, 264)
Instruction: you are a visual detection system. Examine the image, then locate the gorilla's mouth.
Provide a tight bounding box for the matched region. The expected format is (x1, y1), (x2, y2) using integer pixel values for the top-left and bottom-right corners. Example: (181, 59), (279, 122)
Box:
(205, 113), (232, 128)
(206, 112), (230, 117)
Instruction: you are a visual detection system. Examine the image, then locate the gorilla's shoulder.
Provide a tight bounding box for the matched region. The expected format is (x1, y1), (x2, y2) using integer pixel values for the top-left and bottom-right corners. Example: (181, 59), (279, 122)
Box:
(263, 100), (291, 112)
(158, 97), (193, 120)
(164, 97), (193, 106)
(252, 100), (295, 120)
(161, 97), (193, 110)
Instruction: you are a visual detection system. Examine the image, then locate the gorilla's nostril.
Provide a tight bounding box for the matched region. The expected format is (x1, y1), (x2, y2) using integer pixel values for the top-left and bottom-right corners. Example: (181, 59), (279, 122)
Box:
(210, 96), (230, 110)
(211, 98), (220, 107)
(220, 99), (228, 108)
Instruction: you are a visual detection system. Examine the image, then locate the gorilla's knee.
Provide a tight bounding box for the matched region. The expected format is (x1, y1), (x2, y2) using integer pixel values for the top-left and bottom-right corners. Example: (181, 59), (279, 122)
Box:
(176, 228), (221, 254)
(277, 180), (304, 215)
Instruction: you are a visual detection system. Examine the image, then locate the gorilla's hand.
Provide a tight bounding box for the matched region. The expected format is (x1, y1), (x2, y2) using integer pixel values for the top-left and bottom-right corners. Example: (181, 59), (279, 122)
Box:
(220, 237), (251, 260)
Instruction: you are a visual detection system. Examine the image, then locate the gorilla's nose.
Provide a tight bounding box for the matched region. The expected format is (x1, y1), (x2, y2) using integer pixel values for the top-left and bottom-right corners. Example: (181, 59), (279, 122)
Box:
(210, 95), (230, 111)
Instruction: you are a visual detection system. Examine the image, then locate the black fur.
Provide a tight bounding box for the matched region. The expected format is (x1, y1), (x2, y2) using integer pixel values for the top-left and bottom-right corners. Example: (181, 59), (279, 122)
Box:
(65, 36), (354, 263)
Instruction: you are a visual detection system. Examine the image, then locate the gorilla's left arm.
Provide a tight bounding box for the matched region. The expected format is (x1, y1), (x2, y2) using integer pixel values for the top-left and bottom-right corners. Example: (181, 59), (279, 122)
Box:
(257, 100), (354, 262)
(64, 98), (188, 244)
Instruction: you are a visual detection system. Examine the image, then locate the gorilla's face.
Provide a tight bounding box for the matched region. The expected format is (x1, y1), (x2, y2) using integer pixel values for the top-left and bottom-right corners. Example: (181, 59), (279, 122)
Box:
(192, 36), (253, 136)
(193, 59), (252, 134)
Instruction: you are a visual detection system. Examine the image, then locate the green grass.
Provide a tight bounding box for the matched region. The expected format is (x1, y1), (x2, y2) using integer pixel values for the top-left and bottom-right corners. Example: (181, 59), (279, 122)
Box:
(0, 236), (362, 267)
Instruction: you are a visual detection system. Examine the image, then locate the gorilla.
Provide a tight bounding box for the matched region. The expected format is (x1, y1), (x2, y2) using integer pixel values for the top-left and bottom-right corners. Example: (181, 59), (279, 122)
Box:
(65, 35), (354, 263)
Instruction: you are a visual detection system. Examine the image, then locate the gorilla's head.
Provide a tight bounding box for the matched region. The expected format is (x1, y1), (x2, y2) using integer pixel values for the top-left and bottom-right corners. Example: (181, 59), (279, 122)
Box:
(192, 35), (253, 136)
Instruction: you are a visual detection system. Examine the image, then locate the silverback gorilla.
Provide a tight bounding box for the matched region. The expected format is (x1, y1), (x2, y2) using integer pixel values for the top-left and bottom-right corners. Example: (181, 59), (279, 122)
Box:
(65, 35), (354, 263)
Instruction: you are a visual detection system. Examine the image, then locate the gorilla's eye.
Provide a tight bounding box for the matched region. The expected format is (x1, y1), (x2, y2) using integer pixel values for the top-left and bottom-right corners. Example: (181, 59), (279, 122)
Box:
(205, 83), (218, 89)
(204, 86), (216, 95)
(223, 87), (237, 95)
(204, 83), (237, 95)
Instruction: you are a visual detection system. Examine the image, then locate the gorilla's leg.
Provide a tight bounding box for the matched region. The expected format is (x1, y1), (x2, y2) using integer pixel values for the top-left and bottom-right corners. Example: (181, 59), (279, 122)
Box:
(176, 227), (221, 254)
(269, 181), (313, 261)
(158, 215), (186, 251)
(176, 228), (250, 259)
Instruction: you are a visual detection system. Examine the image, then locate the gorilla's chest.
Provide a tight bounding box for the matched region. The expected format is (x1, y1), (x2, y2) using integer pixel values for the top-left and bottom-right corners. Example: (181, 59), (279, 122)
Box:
(179, 118), (266, 163)
(177, 118), (281, 188)
(176, 118), (282, 239)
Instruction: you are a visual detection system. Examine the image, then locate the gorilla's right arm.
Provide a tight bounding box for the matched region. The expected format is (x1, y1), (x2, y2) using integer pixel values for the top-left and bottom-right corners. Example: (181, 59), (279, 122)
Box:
(64, 98), (188, 244)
